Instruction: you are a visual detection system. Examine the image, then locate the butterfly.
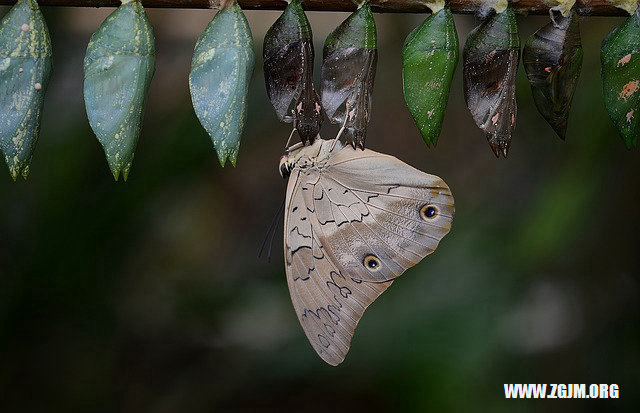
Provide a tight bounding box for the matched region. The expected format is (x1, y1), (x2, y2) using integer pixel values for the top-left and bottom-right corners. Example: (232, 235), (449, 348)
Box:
(279, 137), (454, 365)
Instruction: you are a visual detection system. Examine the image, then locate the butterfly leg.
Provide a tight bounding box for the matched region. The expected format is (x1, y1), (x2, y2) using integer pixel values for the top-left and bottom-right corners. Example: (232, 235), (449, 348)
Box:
(329, 109), (350, 152)
(285, 141), (305, 153)
(284, 109), (299, 148)
(284, 127), (297, 149)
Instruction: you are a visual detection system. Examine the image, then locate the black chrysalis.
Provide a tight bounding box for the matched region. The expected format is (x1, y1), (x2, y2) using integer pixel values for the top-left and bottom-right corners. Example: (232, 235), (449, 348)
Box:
(263, 0), (322, 145)
(463, 5), (520, 158)
(321, 1), (377, 149)
(523, 9), (582, 140)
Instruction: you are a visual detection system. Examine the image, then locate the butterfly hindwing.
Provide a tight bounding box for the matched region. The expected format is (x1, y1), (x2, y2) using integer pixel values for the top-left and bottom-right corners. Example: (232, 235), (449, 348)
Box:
(310, 148), (453, 283)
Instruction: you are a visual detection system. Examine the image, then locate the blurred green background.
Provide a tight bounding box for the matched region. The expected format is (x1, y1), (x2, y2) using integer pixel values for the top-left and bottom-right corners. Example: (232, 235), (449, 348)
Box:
(0, 5), (638, 412)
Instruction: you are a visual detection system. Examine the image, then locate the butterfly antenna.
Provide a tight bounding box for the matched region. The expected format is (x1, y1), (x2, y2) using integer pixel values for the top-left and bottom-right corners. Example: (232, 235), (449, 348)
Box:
(258, 199), (286, 262)
(265, 208), (282, 262)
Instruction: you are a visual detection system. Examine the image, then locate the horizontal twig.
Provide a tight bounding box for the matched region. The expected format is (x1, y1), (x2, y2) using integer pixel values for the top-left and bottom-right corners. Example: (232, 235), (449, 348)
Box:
(0, 0), (631, 16)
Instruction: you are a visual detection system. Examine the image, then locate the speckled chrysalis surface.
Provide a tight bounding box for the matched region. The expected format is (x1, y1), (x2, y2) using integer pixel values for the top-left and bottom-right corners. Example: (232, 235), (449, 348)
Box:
(402, 3), (458, 147)
(189, 1), (254, 167)
(263, 0), (321, 145)
(463, 4), (519, 157)
(601, 6), (640, 148)
(0, 0), (51, 180)
(83, 0), (155, 181)
(523, 9), (582, 140)
(321, 0), (377, 149)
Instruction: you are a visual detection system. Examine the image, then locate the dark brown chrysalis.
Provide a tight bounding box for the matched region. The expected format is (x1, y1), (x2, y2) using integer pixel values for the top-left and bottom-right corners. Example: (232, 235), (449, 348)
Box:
(523, 10), (583, 140)
(263, 0), (322, 144)
(321, 1), (377, 149)
(463, 6), (520, 158)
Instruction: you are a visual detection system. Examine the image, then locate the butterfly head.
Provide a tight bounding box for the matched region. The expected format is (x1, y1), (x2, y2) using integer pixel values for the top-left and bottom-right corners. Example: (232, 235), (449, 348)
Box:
(279, 153), (293, 179)
(280, 138), (345, 179)
(279, 139), (325, 178)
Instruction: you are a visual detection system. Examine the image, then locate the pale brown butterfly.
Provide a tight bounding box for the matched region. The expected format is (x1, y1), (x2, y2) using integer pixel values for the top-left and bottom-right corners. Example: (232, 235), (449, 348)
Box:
(279, 137), (454, 365)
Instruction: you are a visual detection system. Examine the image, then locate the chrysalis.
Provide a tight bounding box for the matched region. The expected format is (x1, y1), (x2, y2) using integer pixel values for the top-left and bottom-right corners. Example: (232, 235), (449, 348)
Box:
(83, 0), (155, 181)
(321, 0), (377, 149)
(523, 7), (582, 140)
(189, 1), (254, 167)
(0, 0), (51, 180)
(463, 3), (519, 158)
(263, 0), (321, 145)
(402, 2), (459, 147)
(601, 5), (640, 148)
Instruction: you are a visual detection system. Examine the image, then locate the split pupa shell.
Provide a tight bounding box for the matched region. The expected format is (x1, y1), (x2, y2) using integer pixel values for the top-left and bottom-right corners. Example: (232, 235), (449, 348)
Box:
(321, 1), (377, 149)
(263, 0), (321, 145)
(523, 10), (582, 140)
(83, 0), (155, 181)
(189, 1), (255, 167)
(0, 0), (51, 180)
(463, 6), (520, 158)
(601, 7), (640, 149)
(402, 7), (459, 147)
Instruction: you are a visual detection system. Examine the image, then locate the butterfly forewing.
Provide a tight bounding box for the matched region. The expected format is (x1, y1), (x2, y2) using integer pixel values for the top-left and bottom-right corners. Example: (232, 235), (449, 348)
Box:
(284, 142), (454, 365)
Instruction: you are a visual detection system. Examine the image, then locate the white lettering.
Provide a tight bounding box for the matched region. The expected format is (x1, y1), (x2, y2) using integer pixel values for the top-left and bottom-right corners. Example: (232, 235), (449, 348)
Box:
(610, 384), (619, 398)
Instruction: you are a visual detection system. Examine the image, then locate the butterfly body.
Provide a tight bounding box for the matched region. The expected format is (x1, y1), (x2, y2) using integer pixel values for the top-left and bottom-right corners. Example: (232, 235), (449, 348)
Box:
(281, 139), (454, 365)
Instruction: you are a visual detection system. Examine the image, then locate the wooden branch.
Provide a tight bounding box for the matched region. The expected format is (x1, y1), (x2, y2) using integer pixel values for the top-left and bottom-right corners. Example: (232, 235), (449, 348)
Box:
(0, 0), (631, 16)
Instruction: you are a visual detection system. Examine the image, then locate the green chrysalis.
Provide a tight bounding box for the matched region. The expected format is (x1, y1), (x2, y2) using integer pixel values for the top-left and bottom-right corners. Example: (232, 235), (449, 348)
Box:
(321, 0), (377, 149)
(463, 4), (520, 158)
(402, 4), (459, 147)
(0, 0), (51, 180)
(601, 6), (640, 149)
(83, 0), (155, 181)
(523, 9), (582, 140)
(189, 1), (254, 167)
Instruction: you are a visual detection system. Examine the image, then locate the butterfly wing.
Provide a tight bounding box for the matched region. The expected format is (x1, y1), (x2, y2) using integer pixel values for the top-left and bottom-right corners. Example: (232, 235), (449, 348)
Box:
(284, 169), (392, 366)
(284, 146), (454, 365)
(310, 147), (454, 283)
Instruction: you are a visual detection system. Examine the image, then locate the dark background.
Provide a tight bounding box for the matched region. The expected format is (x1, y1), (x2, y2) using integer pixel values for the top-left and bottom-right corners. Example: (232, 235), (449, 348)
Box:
(0, 5), (638, 412)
